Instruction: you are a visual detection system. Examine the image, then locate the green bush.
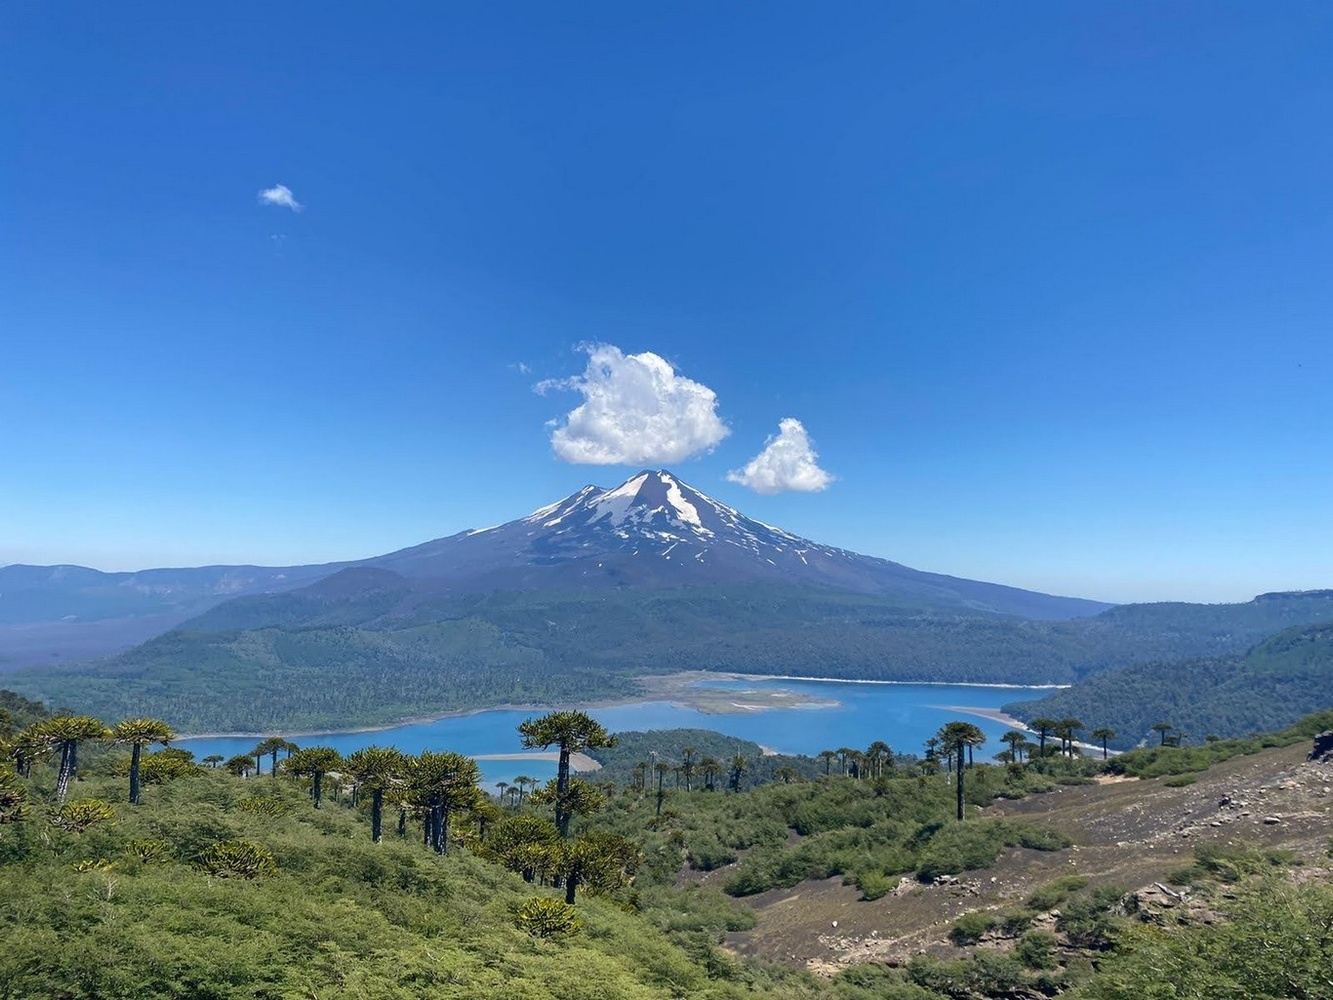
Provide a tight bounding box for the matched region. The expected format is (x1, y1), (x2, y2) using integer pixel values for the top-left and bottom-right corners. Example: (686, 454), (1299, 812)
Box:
(857, 870), (894, 901)
(1026, 874), (1089, 910)
(1163, 773), (1197, 787)
(1015, 930), (1058, 969)
(949, 910), (997, 944)
(514, 896), (579, 938)
(195, 838), (277, 879)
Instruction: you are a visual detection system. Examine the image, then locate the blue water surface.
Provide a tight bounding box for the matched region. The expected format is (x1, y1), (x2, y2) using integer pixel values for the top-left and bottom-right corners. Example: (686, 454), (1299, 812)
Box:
(178, 678), (1047, 790)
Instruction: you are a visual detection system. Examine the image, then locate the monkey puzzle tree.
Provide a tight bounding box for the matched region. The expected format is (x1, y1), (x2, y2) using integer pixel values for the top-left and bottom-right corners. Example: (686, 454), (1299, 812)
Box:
(553, 831), (639, 905)
(699, 757), (721, 791)
(202, 754), (224, 769)
(1001, 729), (1028, 763)
(411, 750), (481, 854)
(728, 754), (748, 792)
(653, 761), (671, 817)
(936, 721), (986, 821)
(0, 766), (28, 828)
(1090, 728), (1116, 760)
(1030, 718), (1059, 758)
(286, 746), (342, 809)
(1152, 721), (1175, 746)
(818, 749), (836, 775)
(517, 711), (614, 837)
(224, 754), (255, 777)
(866, 740), (893, 778)
(345, 746), (406, 842)
(110, 717), (175, 805)
(483, 814), (558, 882)
(36, 715), (109, 803)
(1058, 718), (1084, 757)
(680, 747), (697, 791)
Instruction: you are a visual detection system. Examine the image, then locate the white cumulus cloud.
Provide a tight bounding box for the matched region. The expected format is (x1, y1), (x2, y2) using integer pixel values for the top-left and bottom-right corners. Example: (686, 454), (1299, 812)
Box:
(258, 184), (303, 211)
(727, 418), (833, 494)
(538, 344), (730, 465)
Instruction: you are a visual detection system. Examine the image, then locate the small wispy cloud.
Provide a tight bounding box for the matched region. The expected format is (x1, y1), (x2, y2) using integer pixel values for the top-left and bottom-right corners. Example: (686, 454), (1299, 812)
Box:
(258, 184), (303, 212)
(728, 418), (834, 494)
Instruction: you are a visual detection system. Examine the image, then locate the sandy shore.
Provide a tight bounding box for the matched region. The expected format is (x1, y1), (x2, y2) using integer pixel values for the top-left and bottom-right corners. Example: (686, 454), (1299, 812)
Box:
(935, 704), (1116, 756)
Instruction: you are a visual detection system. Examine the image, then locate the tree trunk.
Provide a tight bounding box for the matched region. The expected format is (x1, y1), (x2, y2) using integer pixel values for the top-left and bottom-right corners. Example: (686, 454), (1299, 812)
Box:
(313, 772), (323, 808)
(55, 742), (74, 803)
(565, 873), (578, 905)
(129, 742), (142, 805)
(430, 801), (443, 854)
(955, 747), (965, 821)
(270, 750), (279, 778)
(371, 788), (384, 843)
(397, 807), (407, 836)
(556, 746), (572, 837)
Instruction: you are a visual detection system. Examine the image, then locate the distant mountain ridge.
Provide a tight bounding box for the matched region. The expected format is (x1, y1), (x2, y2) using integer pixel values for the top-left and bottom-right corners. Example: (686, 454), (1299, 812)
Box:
(0, 470), (1109, 669)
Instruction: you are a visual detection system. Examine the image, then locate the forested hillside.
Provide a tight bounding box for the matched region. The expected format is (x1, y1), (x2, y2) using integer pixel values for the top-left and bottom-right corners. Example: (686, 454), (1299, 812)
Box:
(11, 586), (1333, 732)
(1007, 621), (1333, 748)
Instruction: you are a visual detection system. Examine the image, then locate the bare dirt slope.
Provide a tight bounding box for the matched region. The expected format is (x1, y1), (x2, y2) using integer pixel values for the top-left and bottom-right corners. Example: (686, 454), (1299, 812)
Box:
(723, 744), (1333, 972)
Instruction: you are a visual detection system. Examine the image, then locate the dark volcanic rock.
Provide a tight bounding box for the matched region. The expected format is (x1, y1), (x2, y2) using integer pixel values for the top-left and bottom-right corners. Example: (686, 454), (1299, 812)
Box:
(1309, 730), (1333, 762)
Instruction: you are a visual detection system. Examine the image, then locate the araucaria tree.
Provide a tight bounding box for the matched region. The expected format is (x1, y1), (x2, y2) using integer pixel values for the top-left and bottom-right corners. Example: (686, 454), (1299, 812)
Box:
(936, 721), (986, 821)
(517, 711), (614, 837)
(1030, 718), (1058, 758)
(287, 746), (343, 809)
(411, 750), (481, 854)
(345, 746), (406, 842)
(37, 715), (109, 803)
(1090, 728), (1116, 760)
(553, 832), (639, 905)
(111, 718), (175, 805)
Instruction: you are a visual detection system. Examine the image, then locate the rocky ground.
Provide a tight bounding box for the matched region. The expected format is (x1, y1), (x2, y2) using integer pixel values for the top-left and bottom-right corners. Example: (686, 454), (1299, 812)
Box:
(720, 743), (1333, 973)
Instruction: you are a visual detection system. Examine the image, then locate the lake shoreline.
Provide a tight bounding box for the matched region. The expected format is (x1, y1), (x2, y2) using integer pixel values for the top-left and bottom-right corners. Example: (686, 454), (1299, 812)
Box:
(177, 670), (1062, 741)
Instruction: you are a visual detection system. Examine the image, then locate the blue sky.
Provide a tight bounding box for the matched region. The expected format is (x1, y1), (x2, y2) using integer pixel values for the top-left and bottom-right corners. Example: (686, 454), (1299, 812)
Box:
(4, 3), (1332, 604)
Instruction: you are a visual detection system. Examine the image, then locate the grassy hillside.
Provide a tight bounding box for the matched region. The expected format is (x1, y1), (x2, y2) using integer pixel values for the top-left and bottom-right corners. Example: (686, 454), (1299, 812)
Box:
(1006, 622), (1333, 748)
(11, 587), (1333, 732)
(4, 701), (1330, 999)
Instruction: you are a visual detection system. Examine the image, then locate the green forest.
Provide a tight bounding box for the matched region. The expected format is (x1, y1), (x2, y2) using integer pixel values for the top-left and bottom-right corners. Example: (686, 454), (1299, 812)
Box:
(1008, 621), (1333, 748)
(10, 585), (1333, 733)
(3, 691), (1331, 998)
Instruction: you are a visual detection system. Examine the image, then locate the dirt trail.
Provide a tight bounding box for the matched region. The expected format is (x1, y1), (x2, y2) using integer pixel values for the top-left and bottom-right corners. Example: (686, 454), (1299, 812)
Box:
(723, 744), (1333, 971)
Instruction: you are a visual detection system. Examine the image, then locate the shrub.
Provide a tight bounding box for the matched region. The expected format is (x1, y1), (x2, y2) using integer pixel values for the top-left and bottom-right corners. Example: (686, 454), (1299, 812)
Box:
(949, 911), (997, 944)
(237, 795), (291, 817)
(196, 838), (277, 879)
(50, 799), (115, 833)
(1026, 875), (1089, 910)
(858, 870), (894, 901)
(1056, 887), (1124, 949)
(514, 896), (579, 938)
(908, 950), (1026, 998)
(1163, 774), (1197, 787)
(1015, 930), (1058, 969)
(998, 908), (1037, 935)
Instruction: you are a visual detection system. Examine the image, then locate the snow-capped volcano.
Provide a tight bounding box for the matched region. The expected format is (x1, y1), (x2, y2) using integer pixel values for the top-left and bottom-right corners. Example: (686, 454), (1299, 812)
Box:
(365, 470), (1108, 619)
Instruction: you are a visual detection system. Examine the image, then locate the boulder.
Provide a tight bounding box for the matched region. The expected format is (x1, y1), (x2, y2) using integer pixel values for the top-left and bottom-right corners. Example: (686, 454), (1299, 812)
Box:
(1309, 730), (1333, 763)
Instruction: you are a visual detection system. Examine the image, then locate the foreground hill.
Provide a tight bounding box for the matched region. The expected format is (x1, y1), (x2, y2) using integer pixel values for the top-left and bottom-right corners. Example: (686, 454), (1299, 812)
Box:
(3, 698), (1329, 999)
(1006, 620), (1333, 748)
(0, 471), (1108, 671)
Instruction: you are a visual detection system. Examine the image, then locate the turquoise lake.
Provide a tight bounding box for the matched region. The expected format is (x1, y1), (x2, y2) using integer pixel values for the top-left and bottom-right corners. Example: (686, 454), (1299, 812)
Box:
(178, 677), (1049, 790)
